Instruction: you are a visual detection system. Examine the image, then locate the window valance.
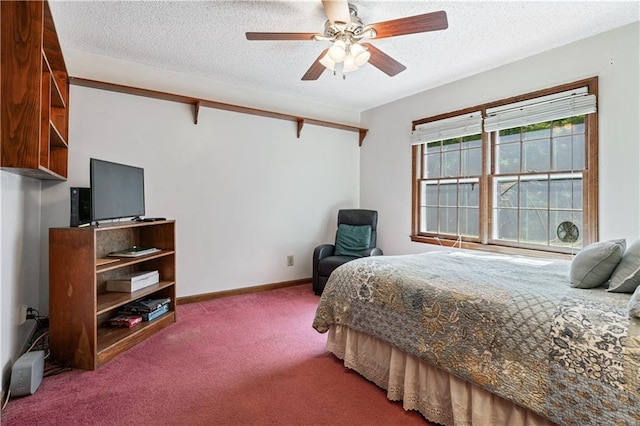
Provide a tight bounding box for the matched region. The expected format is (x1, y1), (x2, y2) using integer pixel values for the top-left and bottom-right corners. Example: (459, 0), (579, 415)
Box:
(484, 87), (596, 132)
(411, 111), (482, 145)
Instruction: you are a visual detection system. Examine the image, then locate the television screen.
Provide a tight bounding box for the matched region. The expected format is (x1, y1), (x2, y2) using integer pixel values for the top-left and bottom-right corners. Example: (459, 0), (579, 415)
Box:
(90, 158), (145, 222)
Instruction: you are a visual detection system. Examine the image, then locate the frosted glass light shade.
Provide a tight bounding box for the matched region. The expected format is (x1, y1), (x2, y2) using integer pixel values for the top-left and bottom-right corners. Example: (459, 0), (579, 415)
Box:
(343, 55), (359, 73)
(350, 43), (370, 67)
(319, 53), (336, 71)
(328, 40), (346, 62)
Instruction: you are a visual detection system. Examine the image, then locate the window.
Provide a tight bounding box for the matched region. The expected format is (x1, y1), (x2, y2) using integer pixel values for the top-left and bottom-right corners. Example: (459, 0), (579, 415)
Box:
(491, 118), (585, 249)
(413, 112), (483, 240)
(411, 78), (598, 255)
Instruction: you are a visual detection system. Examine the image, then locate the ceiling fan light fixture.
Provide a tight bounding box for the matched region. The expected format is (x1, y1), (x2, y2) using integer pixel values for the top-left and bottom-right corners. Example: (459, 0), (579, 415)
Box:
(328, 39), (346, 62)
(342, 54), (359, 73)
(319, 52), (336, 71)
(248, 3), (449, 81)
(349, 42), (370, 66)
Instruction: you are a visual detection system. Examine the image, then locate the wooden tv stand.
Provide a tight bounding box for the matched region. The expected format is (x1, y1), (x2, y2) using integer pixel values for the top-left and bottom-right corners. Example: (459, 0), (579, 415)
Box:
(49, 220), (177, 370)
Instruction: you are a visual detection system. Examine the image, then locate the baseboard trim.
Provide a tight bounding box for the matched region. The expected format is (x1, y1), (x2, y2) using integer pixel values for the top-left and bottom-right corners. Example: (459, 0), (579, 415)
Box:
(176, 277), (312, 305)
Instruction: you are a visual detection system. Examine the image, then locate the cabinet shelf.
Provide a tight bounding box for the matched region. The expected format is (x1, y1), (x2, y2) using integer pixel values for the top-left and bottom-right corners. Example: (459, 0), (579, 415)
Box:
(96, 250), (175, 273)
(96, 280), (175, 315)
(49, 121), (67, 148)
(49, 72), (66, 109)
(1, 1), (69, 179)
(49, 220), (177, 370)
(97, 312), (175, 355)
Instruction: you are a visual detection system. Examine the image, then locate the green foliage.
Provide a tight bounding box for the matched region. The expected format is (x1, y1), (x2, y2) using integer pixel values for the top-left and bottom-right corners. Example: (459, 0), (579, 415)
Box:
(499, 116), (585, 137)
(427, 133), (481, 149)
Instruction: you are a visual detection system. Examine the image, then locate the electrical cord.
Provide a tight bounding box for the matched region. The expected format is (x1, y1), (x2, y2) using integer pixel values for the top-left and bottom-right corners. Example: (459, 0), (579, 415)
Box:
(1, 390), (10, 411)
(44, 363), (71, 378)
(26, 307), (40, 319)
(2, 315), (58, 410)
(24, 331), (49, 354)
(29, 317), (70, 375)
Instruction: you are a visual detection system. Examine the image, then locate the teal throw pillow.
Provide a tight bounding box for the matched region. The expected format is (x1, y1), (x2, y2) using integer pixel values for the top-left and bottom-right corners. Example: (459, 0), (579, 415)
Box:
(334, 224), (372, 257)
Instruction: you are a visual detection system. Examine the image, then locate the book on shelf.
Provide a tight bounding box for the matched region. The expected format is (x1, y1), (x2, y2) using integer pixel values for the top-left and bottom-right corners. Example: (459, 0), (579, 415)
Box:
(119, 297), (171, 315)
(106, 270), (160, 293)
(142, 303), (169, 321)
(108, 246), (160, 258)
(109, 314), (142, 328)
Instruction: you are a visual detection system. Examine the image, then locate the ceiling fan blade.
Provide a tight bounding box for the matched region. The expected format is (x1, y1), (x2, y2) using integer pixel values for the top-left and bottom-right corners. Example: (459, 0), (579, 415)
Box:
(361, 43), (406, 77)
(322, 0), (351, 25)
(369, 10), (448, 39)
(246, 32), (318, 41)
(302, 49), (329, 81)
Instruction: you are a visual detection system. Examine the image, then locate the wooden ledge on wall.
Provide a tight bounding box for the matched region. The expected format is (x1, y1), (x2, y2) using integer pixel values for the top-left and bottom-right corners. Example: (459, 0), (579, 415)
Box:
(69, 77), (368, 146)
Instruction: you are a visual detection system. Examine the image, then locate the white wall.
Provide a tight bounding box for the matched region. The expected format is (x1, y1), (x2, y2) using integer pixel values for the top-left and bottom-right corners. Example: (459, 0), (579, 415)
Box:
(62, 48), (361, 127)
(38, 84), (361, 305)
(1, 172), (41, 387)
(4, 53), (361, 394)
(361, 22), (640, 255)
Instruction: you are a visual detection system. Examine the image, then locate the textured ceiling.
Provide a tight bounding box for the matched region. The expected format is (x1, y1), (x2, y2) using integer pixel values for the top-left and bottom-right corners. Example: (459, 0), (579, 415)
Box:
(49, 1), (640, 112)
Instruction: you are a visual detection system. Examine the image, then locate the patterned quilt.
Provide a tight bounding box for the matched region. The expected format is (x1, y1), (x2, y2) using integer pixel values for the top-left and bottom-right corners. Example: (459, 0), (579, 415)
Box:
(312, 250), (640, 425)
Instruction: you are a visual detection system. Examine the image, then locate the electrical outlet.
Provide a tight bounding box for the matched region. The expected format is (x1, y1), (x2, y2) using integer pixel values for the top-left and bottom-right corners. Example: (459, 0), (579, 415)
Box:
(287, 255), (294, 266)
(17, 305), (28, 325)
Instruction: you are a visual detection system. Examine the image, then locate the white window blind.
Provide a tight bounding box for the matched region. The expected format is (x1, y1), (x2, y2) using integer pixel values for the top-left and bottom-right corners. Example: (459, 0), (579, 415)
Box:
(484, 87), (596, 133)
(411, 111), (482, 145)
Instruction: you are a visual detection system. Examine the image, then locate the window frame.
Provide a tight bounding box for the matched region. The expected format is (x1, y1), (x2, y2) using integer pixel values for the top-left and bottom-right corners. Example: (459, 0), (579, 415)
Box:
(411, 77), (598, 257)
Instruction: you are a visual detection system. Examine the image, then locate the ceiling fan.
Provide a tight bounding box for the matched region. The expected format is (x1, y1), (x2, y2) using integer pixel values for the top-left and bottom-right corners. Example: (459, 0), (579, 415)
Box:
(246, 0), (448, 80)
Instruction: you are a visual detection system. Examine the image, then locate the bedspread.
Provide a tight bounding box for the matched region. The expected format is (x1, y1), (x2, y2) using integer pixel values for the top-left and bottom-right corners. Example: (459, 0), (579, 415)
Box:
(312, 250), (640, 425)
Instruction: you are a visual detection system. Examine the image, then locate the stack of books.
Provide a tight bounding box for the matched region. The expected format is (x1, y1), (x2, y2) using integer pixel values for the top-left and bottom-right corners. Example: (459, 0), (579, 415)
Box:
(106, 270), (160, 293)
(109, 314), (142, 328)
(119, 297), (171, 322)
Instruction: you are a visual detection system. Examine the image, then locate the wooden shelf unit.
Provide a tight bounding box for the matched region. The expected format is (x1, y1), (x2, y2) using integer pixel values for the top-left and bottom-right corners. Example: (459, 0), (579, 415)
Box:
(49, 220), (177, 370)
(1, 0), (69, 180)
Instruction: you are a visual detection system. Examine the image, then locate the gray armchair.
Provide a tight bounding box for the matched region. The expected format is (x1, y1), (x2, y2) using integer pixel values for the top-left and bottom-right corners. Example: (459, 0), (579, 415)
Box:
(312, 209), (383, 295)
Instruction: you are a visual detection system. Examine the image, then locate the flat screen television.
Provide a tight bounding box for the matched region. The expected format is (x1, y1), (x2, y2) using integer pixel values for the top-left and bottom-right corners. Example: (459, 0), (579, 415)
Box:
(90, 158), (145, 222)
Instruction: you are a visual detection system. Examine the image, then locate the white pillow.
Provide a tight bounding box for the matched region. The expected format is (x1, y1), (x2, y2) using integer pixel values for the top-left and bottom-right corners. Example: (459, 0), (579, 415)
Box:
(609, 239), (640, 293)
(628, 285), (640, 318)
(569, 239), (626, 289)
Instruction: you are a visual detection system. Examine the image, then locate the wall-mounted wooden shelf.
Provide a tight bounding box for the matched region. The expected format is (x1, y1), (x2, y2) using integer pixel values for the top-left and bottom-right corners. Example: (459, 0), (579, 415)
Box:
(1, 0), (69, 180)
(69, 77), (369, 146)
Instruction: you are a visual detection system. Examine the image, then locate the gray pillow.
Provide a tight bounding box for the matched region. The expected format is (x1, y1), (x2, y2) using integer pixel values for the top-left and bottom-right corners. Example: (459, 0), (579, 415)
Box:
(569, 239), (626, 288)
(608, 239), (640, 293)
(629, 285), (640, 318)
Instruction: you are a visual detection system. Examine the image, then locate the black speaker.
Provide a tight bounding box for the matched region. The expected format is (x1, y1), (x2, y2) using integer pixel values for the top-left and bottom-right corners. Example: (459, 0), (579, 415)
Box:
(70, 187), (91, 227)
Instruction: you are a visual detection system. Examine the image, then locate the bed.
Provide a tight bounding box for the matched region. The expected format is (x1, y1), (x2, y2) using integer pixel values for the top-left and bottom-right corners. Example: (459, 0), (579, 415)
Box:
(312, 249), (640, 425)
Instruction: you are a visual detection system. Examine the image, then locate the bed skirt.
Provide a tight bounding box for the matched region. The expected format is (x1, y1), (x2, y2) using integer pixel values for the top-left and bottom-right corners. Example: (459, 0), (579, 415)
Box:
(326, 325), (556, 426)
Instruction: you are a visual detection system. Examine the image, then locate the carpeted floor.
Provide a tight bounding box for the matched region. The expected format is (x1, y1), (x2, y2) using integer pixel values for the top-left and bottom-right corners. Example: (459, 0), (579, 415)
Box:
(2, 284), (429, 425)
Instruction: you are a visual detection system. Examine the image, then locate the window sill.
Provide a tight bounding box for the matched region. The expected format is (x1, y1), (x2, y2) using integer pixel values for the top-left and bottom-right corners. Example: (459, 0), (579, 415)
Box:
(409, 235), (574, 260)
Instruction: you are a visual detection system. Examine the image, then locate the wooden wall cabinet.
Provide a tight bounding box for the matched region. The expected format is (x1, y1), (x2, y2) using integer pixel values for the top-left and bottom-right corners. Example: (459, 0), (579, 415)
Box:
(49, 221), (177, 370)
(1, 0), (69, 180)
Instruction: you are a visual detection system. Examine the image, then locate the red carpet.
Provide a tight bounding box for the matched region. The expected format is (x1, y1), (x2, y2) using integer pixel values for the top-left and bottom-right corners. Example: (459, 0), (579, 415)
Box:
(2, 284), (429, 425)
